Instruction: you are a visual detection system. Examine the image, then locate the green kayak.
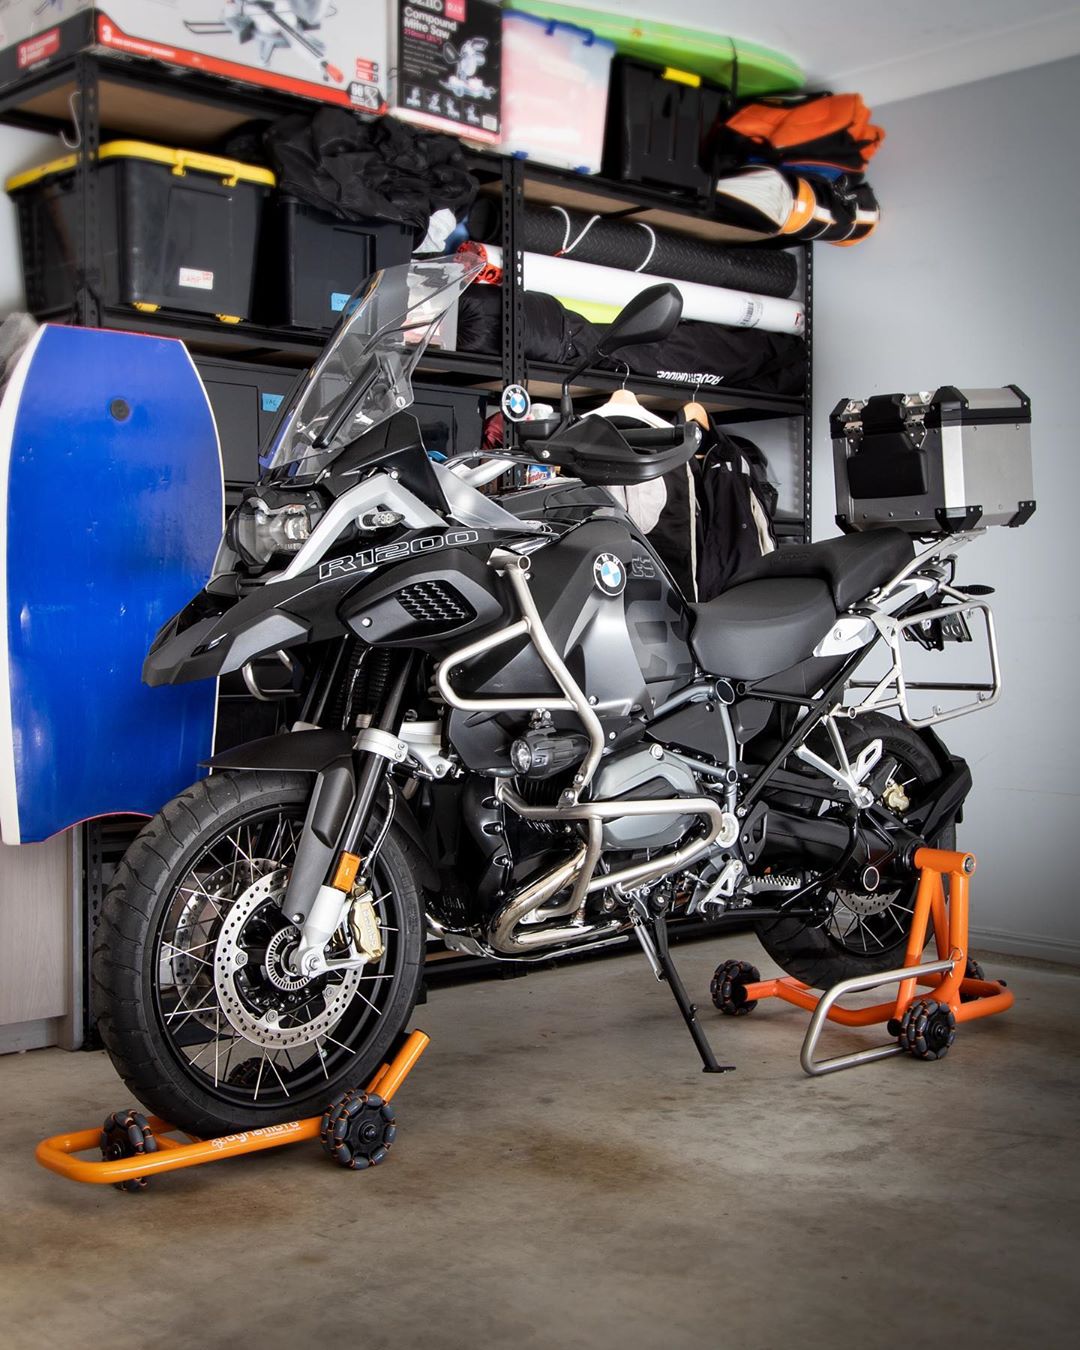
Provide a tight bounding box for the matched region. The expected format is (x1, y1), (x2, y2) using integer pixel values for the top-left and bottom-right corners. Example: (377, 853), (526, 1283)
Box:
(510, 2), (803, 95)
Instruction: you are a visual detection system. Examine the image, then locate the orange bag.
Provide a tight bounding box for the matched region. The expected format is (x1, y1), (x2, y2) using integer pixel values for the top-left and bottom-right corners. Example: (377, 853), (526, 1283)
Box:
(725, 93), (884, 174)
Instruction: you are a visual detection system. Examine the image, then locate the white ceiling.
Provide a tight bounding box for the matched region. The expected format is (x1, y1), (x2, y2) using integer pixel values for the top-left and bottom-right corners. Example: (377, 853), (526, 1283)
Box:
(573, 0), (1080, 105)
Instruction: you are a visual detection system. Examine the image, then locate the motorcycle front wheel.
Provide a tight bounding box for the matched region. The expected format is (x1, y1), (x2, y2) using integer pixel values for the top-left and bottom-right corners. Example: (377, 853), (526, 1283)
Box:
(92, 770), (425, 1138)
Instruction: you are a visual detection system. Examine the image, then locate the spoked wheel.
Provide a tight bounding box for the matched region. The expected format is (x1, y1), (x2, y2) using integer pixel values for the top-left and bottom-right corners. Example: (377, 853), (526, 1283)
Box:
(93, 771), (425, 1139)
(756, 713), (956, 990)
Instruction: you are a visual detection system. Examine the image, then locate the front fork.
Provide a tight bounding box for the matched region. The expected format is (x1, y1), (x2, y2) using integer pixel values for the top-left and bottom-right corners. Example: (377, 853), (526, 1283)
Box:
(283, 652), (417, 977)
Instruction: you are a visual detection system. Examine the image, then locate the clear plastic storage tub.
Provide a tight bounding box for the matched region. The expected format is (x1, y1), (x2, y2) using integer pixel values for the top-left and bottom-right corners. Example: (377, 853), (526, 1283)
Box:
(499, 9), (615, 174)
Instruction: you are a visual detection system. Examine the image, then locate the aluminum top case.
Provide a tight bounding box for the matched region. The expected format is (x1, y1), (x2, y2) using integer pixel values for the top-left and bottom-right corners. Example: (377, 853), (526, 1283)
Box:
(832, 385), (1035, 535)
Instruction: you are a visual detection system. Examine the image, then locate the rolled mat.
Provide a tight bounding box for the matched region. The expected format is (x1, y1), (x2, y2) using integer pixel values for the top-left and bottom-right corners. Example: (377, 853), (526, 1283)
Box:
(458, 242), (805, 336)
(711, 167), (881, 246)
(467, 198), (799, 298)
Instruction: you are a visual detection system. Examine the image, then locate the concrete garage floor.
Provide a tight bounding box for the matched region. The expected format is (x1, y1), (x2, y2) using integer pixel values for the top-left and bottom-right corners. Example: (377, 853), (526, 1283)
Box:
(1, 932), (1078, 1350)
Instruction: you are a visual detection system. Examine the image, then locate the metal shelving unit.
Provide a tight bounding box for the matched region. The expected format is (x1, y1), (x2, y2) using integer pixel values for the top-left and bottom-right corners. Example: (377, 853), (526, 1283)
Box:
(0, 51), (812, 436)
(0, 50), (812, 1020)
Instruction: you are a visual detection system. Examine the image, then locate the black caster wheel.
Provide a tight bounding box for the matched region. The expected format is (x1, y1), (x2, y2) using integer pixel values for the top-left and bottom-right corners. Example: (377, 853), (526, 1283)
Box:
(960, 955), (986, 1003)
(710, 959), (761, 1016)
(320, 1090), (396, 1170)
(897, 998), (957, 1061)
(99, 1109), (158, 1192)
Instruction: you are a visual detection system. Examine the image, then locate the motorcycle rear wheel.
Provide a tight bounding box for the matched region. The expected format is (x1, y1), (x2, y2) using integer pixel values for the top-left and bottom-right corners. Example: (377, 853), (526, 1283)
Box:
(92, 770), (425, 1139)
(755, 714), (956, 990)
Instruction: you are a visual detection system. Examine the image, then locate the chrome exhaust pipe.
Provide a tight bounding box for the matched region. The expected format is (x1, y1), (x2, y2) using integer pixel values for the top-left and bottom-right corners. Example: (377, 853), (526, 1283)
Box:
(486, 789), (739, 956)
(487, 845), (621, 954)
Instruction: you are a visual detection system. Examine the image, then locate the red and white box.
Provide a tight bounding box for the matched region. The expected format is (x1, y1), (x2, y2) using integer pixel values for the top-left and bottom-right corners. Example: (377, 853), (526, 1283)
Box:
(0, 2), (390, 114)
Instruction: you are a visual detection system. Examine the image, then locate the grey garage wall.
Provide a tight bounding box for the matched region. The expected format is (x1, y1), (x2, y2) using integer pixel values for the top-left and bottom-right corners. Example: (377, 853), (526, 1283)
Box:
(812, 56), (1080, 962)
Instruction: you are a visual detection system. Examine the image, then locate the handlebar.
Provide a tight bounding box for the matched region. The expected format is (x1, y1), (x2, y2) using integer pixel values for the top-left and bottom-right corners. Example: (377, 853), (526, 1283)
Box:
(619, 425), (693, 449)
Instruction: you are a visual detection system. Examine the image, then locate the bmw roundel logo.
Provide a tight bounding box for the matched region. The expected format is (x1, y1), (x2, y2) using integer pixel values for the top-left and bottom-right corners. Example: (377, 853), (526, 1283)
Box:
(500, 383), (531, 422)
(593, 553), (625, 596)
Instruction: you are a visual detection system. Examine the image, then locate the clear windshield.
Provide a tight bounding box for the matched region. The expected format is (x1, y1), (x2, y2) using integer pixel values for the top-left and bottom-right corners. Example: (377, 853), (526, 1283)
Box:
(259, 257), (482, 484)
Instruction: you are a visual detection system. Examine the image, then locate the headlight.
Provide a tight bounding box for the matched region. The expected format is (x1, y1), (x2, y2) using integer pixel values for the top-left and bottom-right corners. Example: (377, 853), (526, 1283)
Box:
(510, 738), (533, 775)
(230, 492), (325, 568)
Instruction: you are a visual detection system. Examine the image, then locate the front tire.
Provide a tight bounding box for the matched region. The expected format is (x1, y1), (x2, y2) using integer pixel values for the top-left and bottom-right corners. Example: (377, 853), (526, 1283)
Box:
(92, 770), (425, 1138)
(755, 714), (955, 990)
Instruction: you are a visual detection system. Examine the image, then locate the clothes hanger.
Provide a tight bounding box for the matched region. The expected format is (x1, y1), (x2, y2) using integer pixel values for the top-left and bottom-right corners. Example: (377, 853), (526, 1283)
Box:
(608, 359), (640, 407)
(683, 377), (709, 431)
(683, 378), (710, 460)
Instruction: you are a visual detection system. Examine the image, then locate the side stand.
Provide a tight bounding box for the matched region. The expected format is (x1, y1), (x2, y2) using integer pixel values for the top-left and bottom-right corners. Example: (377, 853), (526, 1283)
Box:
(633, 906), (735, 1074)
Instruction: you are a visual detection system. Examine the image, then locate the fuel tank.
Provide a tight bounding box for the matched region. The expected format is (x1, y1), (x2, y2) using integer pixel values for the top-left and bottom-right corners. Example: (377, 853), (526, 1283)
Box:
(448, 515), (695, 774)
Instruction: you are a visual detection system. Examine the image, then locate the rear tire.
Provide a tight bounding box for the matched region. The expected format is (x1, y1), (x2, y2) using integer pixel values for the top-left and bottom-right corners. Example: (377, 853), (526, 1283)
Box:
(92, 770), (425, 1138)
(755, 714), (955, 990)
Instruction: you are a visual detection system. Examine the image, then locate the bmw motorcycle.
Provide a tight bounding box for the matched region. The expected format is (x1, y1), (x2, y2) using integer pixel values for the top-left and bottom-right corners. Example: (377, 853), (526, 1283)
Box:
(94, 258), (988, 1137)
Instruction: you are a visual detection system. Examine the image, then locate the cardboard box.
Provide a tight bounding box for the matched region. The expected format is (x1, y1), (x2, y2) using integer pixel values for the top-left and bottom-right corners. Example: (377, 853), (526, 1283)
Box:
(0, 2), (389, 114)
(390, 0), (501, 145)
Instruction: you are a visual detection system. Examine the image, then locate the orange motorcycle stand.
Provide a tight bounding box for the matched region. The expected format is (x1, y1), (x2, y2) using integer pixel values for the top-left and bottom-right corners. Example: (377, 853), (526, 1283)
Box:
(35, 1029), (430, 1191)
(710, 848), (1013, 1077)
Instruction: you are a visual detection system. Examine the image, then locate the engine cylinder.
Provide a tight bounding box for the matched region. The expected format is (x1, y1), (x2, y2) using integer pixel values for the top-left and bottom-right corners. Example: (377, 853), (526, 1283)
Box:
(590, 747), (699, 849)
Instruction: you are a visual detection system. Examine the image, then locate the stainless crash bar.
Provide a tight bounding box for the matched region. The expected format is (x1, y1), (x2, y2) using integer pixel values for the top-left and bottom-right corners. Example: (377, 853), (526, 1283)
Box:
(434, 549), (606, 801)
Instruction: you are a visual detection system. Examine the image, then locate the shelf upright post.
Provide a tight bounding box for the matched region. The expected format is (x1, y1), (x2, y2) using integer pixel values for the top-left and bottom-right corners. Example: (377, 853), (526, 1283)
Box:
(500, 157), (527, 466)
(800, 242), (814, 543)
(73, 53), (102, 328)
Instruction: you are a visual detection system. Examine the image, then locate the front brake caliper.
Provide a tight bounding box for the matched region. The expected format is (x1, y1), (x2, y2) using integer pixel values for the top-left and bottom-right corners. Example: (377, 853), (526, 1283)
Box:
(349, 887), (385, 961)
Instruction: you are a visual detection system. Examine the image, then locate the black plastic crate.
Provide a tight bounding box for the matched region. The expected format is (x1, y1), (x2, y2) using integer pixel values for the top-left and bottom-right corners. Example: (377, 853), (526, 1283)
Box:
(6, 141), (274, 322)
(410, 383), (486, 460)
(257, 194), (414, 332)
(602, 57), (730, 197)
(193, 355), (302, 487)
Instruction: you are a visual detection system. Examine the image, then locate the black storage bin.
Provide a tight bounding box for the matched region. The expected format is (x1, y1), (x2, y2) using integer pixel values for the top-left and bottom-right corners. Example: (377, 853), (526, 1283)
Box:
(410, 384), (486, 459)
(6, 141), (274, 322)
(603, 57), (730, 197)
(258, 194), (414, 332)
(193, 356), (303, 487)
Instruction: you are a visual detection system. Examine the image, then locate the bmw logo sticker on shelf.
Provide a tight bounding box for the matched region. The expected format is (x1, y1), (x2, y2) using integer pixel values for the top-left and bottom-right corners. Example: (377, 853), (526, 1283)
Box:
(593, 553), (626, 596)
(501, 383), (531, 422)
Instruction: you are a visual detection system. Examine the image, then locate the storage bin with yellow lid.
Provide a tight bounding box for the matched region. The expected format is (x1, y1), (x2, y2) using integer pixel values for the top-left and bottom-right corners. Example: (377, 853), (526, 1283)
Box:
(6, 141), (276, 325)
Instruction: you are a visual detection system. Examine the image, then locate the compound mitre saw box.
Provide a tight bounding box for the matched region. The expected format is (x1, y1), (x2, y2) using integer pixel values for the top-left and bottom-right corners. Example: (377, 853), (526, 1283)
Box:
(0, 2), (388, 114)
(389, 0), (502, 145)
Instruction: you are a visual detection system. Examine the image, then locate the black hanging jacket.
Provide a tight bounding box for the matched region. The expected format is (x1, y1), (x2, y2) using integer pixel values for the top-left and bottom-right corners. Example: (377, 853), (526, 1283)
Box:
(695, 424), (778, 601)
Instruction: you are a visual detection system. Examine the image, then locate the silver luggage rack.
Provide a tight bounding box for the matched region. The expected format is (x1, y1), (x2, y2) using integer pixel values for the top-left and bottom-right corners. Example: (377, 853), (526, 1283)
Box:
(846, 533), (1001, 729)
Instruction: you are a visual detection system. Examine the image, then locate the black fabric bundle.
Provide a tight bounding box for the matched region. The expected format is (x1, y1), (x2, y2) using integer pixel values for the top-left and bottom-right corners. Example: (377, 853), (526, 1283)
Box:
(468, 199), (798, 299)
(457, 288), (588, 364)
(455, 288), (806, 396)
(262, 111), (478, 241)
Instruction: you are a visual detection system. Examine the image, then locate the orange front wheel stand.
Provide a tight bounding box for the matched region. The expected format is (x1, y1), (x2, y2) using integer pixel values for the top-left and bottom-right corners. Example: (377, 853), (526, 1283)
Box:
(36, 1029), (430, 1188)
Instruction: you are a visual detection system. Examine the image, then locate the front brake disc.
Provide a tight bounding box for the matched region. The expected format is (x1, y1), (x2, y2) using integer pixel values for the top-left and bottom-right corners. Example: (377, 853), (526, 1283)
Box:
(213, 870), (364, 1050)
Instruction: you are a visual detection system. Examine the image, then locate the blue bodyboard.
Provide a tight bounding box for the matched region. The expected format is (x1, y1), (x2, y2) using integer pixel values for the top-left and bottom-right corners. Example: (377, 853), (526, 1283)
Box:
(0, 325), (223, 844)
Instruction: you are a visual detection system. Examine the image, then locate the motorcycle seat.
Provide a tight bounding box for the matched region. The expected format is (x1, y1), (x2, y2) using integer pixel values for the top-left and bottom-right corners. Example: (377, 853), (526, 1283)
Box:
(689, 578), (836, 682)
(730, 528), (914, 611)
